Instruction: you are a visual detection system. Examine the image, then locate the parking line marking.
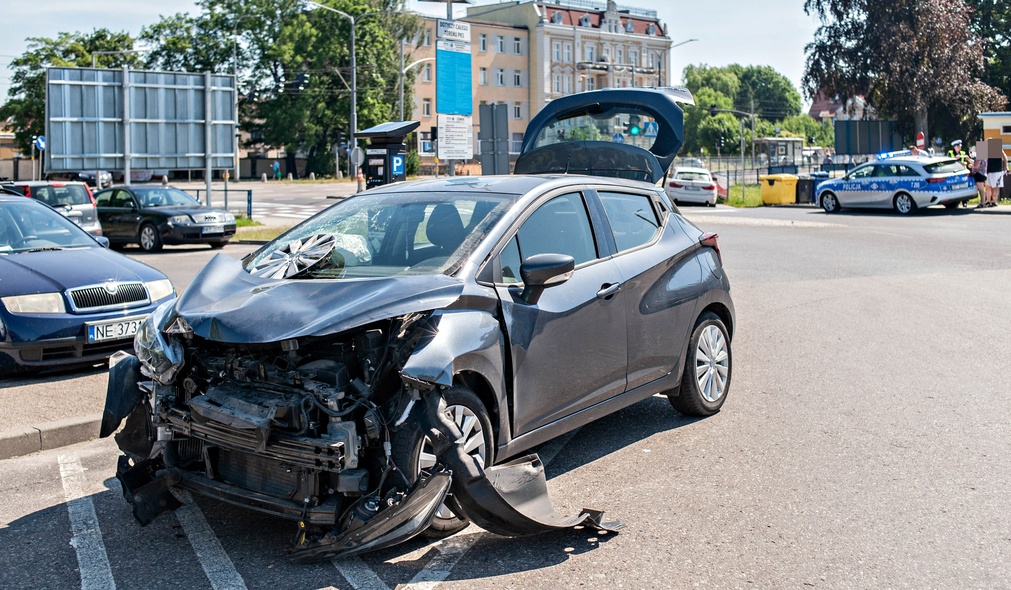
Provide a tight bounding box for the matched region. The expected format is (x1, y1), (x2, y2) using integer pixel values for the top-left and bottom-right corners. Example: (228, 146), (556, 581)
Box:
(58, 454), (117, 590)
(172, 489), (248, 590)
(332, 556), (391, 590)
(402, 533), (477, 589)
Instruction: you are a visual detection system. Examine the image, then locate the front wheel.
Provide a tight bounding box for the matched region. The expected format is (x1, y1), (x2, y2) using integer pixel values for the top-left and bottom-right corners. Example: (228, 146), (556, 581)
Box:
(391, 386), (494, 537)
(893, 192), (917, 215)
(138, 223), (163, 252)
(668, 312), (732, 416)
(821, 192), (840, 213)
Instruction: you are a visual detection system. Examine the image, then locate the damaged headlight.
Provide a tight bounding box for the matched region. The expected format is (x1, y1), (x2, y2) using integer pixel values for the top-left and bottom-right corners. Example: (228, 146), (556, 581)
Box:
(135, 301), (184, 385)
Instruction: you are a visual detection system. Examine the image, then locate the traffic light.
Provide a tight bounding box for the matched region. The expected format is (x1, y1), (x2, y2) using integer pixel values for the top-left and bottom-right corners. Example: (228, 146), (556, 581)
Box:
(627, 115), (642, 136)
(294, 73), (310, 91)
(709, 104), (719, 117)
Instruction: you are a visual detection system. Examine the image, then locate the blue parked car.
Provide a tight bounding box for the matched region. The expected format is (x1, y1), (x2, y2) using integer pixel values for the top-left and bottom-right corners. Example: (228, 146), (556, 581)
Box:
(0, 195), (176, 376)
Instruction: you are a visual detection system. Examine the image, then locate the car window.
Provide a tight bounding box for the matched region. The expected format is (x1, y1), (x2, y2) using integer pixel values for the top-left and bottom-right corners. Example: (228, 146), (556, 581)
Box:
(896, 165), (921, 177)
(111, 190), (135, 208)
(873, 165), (900, 177)
(95, 189), (113, 207)
(848, 166), (874, 179)
(0, 201), (97, 253)
(676, 171), (711, 182)
(499, 236), (522, 284)
(516, 193), (596, 266)
(598, 191), (660, 253)
(923, 159), (966, 174)
(133, 187), (200, 207)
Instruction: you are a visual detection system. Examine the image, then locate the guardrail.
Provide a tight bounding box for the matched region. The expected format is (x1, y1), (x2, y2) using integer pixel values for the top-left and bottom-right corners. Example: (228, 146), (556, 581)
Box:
(191, 187), (254, 220)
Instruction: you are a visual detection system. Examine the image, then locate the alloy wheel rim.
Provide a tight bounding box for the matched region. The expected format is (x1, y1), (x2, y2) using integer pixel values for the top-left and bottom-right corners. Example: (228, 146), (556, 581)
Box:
(141, 227), (155, 250)
(420, 404), (487, 519)
(694, 325), (729, 403)
(824, 195), (835, 211)
(897, 195), (911, 213)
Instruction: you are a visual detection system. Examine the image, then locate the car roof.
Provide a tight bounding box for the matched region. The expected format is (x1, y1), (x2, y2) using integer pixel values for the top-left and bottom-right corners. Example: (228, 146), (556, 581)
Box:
(872, 155), (955, 165)
(12, 180), (88, 186)
(364, 173), (659, 200)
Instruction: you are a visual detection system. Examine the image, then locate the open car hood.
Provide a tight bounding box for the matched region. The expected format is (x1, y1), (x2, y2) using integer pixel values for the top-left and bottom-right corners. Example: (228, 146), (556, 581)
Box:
(171, 254), (464, 343)
(516, 87), (692, 184)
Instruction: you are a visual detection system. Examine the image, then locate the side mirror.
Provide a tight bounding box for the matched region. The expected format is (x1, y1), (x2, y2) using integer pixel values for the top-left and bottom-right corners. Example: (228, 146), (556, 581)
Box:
(95, 236), (110, 248)
(519, 253), (575, 305)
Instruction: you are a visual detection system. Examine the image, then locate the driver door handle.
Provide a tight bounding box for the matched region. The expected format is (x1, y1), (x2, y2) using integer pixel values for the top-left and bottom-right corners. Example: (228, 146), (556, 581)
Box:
(596, 282), (621, 300)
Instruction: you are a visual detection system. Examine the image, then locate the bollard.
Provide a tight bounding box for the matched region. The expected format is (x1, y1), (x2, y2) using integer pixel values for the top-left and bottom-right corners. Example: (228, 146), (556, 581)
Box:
(261, 173), (267, 183)
(309, 172), (315, 181)
(246, 190), (253, 221)
(287, 173), (293, 181)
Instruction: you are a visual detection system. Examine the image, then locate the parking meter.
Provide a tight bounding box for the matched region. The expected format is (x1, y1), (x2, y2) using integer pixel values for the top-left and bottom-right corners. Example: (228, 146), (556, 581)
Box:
(357, 121), (421, 189)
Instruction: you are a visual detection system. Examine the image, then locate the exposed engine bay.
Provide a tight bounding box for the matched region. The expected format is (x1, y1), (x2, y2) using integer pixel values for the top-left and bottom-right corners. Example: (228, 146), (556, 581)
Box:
(103, 306), (620, 560)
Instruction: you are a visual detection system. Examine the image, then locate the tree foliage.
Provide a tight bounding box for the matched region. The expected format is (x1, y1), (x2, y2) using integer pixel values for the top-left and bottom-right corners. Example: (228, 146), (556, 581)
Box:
(967, 0), (1011, 103)
(0, 29), (139, 155)
(680, 64), (819, 156)
(803, 0), (1006, 140)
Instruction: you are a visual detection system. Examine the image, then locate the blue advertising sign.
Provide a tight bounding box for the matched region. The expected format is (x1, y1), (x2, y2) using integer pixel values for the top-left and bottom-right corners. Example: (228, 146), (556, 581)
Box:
(436, 40), (472, 116)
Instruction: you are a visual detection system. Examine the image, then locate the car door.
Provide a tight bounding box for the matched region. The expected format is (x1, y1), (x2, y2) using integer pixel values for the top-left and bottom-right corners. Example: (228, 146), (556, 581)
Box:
(839, 164), (875, 206)
(493, 191), (627, 436)
(594, 189), (702, 390)
(871, 163), (901, 207)
(100, 189), (141, 239)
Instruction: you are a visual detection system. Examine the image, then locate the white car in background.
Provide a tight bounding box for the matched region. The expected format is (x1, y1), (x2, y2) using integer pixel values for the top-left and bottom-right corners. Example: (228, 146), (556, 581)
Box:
(666, 167), (718, 206)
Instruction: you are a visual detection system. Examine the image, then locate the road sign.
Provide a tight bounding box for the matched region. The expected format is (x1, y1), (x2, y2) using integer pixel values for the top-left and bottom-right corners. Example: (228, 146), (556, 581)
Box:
(34, 136), (46, 151)
(436, 40), (472, 116)
(612, 133), (625, 144)
(916, 132), (925, 149)
(437, 114), (474, 160)
(350, 146), (365, 168)
(642, 121), (658, 138)
(437, 19), (470, 41)
(391, 155), (405, 176)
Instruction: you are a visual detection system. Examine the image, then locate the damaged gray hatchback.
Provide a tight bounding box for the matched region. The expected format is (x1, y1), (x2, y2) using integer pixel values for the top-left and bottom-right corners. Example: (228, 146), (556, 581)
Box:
(100, 88), (735, 560)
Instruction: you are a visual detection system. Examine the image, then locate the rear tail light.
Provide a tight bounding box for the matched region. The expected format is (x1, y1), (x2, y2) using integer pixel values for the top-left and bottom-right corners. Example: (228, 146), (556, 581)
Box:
(22, 186), (30, 197)
(699, 232), (722, 264)
(926, 177), (945, 184)
(84, 185), (96, 205)
(669, 181), (684, 188)
(701, 184), (716, 191)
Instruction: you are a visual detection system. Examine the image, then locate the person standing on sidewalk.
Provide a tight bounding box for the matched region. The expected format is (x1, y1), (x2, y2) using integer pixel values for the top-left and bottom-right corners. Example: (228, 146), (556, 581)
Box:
(971, 150), (988, 207)
(985, 148), (1008, 208)
(948, 140), (971, 169)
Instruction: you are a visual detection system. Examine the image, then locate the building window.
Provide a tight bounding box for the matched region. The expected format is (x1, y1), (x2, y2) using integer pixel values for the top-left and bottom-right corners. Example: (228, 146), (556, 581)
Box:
(513, 37), (522, 54)
(616, 47), (624, 64)
(579, 14), (590, 27)
(495, 68), (505, 86)
(422, 98), (432, 117)
(563, 75), (572, 94)
(625, 20), (635, 33)
(553, 42), (561, 61)
(479, 34), (487, 52)
(1003, 125), (1011, 134)
(420, 131), (434, 154)
(513, 102), (522, 119)
(421, 64), (432, 82)
(511, 132), (523, 153)
(496, 35), (505, 53)
(552, 74), (561, 94)
(602, 47), (610, 62)
(513, 70), (522, 87)
(552, 12), (563, 24)
(563, 43), (572, 62)
(422, 30), (431, 46)
(586, 76), (596, 91)
(647, 53), (655, 68)
(630, 50), (638, 67)
(583, 45), (595, 62)
(647, 23), (657, 35)
(479, 67), (488, 85)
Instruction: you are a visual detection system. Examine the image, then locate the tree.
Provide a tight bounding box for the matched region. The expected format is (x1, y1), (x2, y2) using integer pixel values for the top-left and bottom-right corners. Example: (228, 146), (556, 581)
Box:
(0, 29), (138, 155)
(735, 65), (802, 121)
(967, 0), (1011, 105)
(803, 0), (1006, 141)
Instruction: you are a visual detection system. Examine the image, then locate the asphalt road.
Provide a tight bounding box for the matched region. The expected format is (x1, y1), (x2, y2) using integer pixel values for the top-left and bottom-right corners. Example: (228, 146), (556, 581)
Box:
(2, 202), (1010, 588)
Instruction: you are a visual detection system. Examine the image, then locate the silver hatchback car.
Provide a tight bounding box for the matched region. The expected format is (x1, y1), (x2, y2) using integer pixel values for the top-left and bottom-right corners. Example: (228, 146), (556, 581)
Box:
(11, 181), (103, 235)
(817, 154), (976, 214)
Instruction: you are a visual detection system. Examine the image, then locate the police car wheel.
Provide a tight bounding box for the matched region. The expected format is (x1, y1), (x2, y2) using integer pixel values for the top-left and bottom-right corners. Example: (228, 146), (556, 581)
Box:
(893, 193), (917, 215)
(821, 192), (840, 213)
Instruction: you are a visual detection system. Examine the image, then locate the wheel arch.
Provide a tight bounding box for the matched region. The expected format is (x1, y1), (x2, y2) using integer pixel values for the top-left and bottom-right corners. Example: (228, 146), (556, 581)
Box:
(699, 301), (734, 340)
(455, 370), (501, 446)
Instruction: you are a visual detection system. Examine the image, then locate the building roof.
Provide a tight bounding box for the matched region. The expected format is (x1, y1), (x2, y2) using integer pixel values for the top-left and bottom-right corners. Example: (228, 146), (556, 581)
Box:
(537, 1), (665, 36)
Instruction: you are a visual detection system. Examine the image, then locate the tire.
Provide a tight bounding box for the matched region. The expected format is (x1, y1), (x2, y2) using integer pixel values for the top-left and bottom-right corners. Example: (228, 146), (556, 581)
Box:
(893, 192), (917, 215)
(138, 223), (163, 252)
(209, 241), (228, 249)
(820, 192), (840, 213)
(943, 201), (960, 209)
(391, 386), (494, 537)
(668, 312), (732, 417)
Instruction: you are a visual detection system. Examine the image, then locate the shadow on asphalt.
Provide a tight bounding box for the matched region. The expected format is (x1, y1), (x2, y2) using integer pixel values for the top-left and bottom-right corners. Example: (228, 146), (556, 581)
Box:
(0, 361), (106, 385)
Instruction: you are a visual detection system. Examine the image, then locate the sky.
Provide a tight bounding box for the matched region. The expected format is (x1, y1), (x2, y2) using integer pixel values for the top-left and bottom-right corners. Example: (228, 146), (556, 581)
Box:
(2, 0), (822, 106)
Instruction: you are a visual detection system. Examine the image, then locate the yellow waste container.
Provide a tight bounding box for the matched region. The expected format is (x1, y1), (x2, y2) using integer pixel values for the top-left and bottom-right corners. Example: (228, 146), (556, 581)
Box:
(759, 174), (799, 205)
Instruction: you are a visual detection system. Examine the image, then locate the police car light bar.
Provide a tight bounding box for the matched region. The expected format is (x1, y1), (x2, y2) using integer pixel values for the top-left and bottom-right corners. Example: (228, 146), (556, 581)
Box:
(877, 149), (914, 160)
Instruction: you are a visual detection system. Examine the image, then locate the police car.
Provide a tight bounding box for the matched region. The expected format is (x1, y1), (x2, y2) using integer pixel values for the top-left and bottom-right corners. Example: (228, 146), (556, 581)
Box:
(817, 152), (976, 215)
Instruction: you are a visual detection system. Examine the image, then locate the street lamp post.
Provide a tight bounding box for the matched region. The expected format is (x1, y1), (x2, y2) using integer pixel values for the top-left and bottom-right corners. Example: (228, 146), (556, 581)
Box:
(399, 56), (435, 121)
(657, 38), (697, 86)
(709, 105), (754, 202)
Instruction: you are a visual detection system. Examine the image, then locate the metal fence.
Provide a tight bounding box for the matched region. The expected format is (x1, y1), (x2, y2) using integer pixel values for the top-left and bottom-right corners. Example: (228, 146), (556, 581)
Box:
(191, 187), (254, 220)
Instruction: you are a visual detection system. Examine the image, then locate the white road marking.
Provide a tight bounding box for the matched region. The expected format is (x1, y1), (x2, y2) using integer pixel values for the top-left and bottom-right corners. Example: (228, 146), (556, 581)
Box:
(683, 215), (842, 228)
(172, 489), (248, 590)
(402, 532), (479, 589)
(58, 453), (117, 590)
(332, 556), (391, 590)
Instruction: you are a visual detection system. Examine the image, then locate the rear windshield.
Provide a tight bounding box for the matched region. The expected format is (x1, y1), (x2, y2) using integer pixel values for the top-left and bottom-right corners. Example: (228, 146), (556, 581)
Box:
(676, 171), (711, 182)
(923, 159), (966, 175)
(30, 184), (91, 206)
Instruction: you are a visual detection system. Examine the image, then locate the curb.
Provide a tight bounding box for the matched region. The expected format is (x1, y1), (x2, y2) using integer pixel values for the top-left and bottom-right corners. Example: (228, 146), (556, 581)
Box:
(0, 413), (103, 461)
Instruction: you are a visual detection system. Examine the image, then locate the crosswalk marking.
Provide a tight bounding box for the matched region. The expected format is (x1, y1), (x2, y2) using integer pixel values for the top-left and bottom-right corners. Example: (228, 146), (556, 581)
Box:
(172, 489), (248, 590)
(333, 556), (391, 590)
(59, 454), (117, 590)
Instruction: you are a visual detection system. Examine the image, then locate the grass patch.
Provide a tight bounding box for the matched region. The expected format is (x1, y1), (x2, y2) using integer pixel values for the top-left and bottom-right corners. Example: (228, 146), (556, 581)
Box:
(235, 225), (292, 242)
(235, 216), (263, 227)
(723, 184), (764, 208)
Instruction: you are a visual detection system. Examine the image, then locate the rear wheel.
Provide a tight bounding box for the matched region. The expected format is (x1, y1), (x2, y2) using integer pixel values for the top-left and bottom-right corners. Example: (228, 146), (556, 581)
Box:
(391, 386), (494, 537)
(668, 312), (732, 416)
(893, 192), (917, 215)
(138, 223), (163, 252)
(821, 192), (840, 213)
(943, 201), (961, 209)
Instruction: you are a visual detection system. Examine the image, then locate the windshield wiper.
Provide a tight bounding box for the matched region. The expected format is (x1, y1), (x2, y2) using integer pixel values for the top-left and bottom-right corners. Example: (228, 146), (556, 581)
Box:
(23, 246), (65, 253)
